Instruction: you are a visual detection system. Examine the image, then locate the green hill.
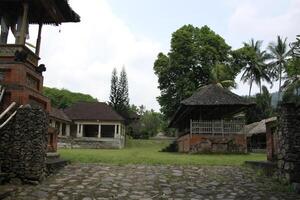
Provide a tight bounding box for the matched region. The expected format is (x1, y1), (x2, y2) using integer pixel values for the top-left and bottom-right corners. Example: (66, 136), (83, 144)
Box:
(43, 87), (98, 108)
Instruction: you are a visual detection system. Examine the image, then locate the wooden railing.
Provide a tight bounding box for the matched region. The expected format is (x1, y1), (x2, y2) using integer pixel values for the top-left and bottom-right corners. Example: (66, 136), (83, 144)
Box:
(190, 119), (245, 136)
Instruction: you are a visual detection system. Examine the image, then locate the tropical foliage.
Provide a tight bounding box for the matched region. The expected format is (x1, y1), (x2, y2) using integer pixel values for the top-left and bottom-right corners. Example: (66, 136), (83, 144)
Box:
(233, 39), (271, 96)
(245, 86), (274, 124)
(268, 36), (292, 100)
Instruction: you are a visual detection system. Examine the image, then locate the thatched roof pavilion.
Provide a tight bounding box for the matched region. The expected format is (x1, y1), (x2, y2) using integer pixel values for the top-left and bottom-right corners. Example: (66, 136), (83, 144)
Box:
(169, 84), (254, 128)
(169, 84), (254, 153)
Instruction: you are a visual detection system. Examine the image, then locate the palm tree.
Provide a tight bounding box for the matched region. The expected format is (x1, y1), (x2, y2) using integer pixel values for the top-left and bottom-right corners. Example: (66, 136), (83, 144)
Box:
(268, 36), (292, 101)
(240, 39), (271, 96)
(209, 63), (236, 89)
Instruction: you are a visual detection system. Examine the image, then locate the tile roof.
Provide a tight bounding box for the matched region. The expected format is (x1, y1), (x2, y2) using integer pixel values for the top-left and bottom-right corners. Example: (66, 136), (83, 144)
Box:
(49, 107), (71, 123)
(64, 102), (124, 121)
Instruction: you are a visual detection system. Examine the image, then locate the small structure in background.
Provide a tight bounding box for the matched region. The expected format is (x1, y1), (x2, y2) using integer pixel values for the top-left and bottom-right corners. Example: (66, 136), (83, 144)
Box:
(55, 102), (126, 149)
(169, 84), (254, 153)
(244, 118), (276, 152)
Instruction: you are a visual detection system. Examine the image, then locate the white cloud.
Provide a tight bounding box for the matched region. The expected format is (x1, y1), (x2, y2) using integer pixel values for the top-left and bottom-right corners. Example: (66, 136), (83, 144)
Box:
(35, 0), (161, 110)
(228, 0), (300, 47)
(228, 0), (300, 96)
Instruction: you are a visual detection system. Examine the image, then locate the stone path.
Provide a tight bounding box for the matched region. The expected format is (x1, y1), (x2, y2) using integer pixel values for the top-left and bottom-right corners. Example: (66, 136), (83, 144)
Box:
(1, 164), (299, 200)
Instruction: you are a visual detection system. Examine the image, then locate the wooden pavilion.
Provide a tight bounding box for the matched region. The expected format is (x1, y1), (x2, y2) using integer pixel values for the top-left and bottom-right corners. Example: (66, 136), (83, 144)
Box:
(169, 84), (254, 153)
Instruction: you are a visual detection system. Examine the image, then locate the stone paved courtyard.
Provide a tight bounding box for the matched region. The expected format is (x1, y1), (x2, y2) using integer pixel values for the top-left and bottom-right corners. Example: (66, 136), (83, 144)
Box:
(1, 164), (300, 200)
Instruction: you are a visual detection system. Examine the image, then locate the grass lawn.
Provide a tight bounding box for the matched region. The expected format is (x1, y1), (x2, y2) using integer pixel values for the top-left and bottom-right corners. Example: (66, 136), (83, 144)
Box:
(58, 139), (266, 166)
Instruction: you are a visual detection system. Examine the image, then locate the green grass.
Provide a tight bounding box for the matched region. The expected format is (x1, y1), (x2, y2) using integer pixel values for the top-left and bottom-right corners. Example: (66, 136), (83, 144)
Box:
(58, 139), (266, 166)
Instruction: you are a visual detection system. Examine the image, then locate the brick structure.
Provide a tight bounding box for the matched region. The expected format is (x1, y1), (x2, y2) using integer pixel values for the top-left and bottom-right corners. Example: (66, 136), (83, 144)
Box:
(0, 0), (80, 153)
(0, 45), (50, 111)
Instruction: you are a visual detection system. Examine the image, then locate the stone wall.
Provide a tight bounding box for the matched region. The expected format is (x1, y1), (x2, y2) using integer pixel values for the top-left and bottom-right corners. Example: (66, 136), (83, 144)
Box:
(277, 103), (300, 188)
(0, 105), (48, 183)
(58, 137), (125, 149)
(177, 134), (247, 153)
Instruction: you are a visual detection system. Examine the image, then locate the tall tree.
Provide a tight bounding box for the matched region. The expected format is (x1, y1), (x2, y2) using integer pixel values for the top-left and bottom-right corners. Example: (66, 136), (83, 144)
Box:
(118, 67), (129, 109)
(268, 36), (292, 101)
(154, 25), (234, 118)
(109, 67), (130, 120)
(109, 68), (119, 109)
(236, 39), (271, 96)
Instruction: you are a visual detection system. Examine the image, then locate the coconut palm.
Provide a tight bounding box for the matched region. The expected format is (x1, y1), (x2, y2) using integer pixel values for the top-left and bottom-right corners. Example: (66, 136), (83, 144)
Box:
(268, 36), (292, 100)
(240, 39), (272, 96)
(209, 63), (236, 89)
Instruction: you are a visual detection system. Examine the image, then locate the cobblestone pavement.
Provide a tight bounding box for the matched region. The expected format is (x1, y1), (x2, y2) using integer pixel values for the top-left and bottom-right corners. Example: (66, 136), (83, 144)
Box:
(1, 164), (300, 200)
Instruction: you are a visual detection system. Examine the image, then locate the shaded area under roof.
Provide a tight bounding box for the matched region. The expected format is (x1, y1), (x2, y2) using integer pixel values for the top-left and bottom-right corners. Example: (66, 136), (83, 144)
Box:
(0, 0), (80, 25)
(49, 107), (71, 123)
(169, 84), (254, 128)
(64, 102), (124, 122)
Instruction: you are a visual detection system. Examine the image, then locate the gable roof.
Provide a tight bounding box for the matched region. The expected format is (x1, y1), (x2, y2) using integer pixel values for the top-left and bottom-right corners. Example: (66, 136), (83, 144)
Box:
(50, 107), (71, 123)
(181, 84), (253, 106)
(64, 102), (124, 121)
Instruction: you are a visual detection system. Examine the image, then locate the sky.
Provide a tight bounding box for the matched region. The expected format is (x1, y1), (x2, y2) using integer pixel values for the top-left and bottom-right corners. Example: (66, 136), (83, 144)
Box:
(22, 0), (300, 111)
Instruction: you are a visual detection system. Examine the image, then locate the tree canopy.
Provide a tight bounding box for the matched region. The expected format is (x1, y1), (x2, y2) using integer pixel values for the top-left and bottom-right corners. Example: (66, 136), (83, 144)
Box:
(154, 25), (237, 119)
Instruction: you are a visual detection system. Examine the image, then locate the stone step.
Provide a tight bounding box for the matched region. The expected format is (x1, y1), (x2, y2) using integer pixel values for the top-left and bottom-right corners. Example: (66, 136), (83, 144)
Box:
(46, 158), (68, 175)
(46, 152), (60, 159)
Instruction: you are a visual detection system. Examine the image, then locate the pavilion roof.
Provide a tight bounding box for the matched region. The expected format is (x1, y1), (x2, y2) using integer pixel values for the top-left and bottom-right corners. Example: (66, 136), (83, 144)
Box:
(169, 84), (254, 128)
(0, 0), (80, 25)
(181, 84), (252, 106)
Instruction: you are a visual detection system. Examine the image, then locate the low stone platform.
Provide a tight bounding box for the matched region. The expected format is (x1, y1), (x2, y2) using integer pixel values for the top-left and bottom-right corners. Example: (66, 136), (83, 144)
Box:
(245, 161), (277, 176)
(46, 153), (68, 175)
(1, 164), (299, 199)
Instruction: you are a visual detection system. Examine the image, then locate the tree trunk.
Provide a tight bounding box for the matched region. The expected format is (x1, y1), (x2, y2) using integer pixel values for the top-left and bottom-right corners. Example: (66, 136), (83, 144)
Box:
(259, 81), (262, 94)
(249, 81), (253, 97)
(278, 65), (282, 103)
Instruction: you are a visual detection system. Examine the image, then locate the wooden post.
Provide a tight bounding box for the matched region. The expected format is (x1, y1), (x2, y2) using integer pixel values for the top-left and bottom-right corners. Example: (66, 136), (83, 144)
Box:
(16, 3), (29, 45)
(221, 119), (224, 137)
(35, 24), (43, 56)
(98, 124), (101, 138)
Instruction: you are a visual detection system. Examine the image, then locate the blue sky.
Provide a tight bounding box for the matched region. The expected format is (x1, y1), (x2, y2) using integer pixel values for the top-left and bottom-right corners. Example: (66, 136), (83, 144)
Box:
(23, 0), (300, 111)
